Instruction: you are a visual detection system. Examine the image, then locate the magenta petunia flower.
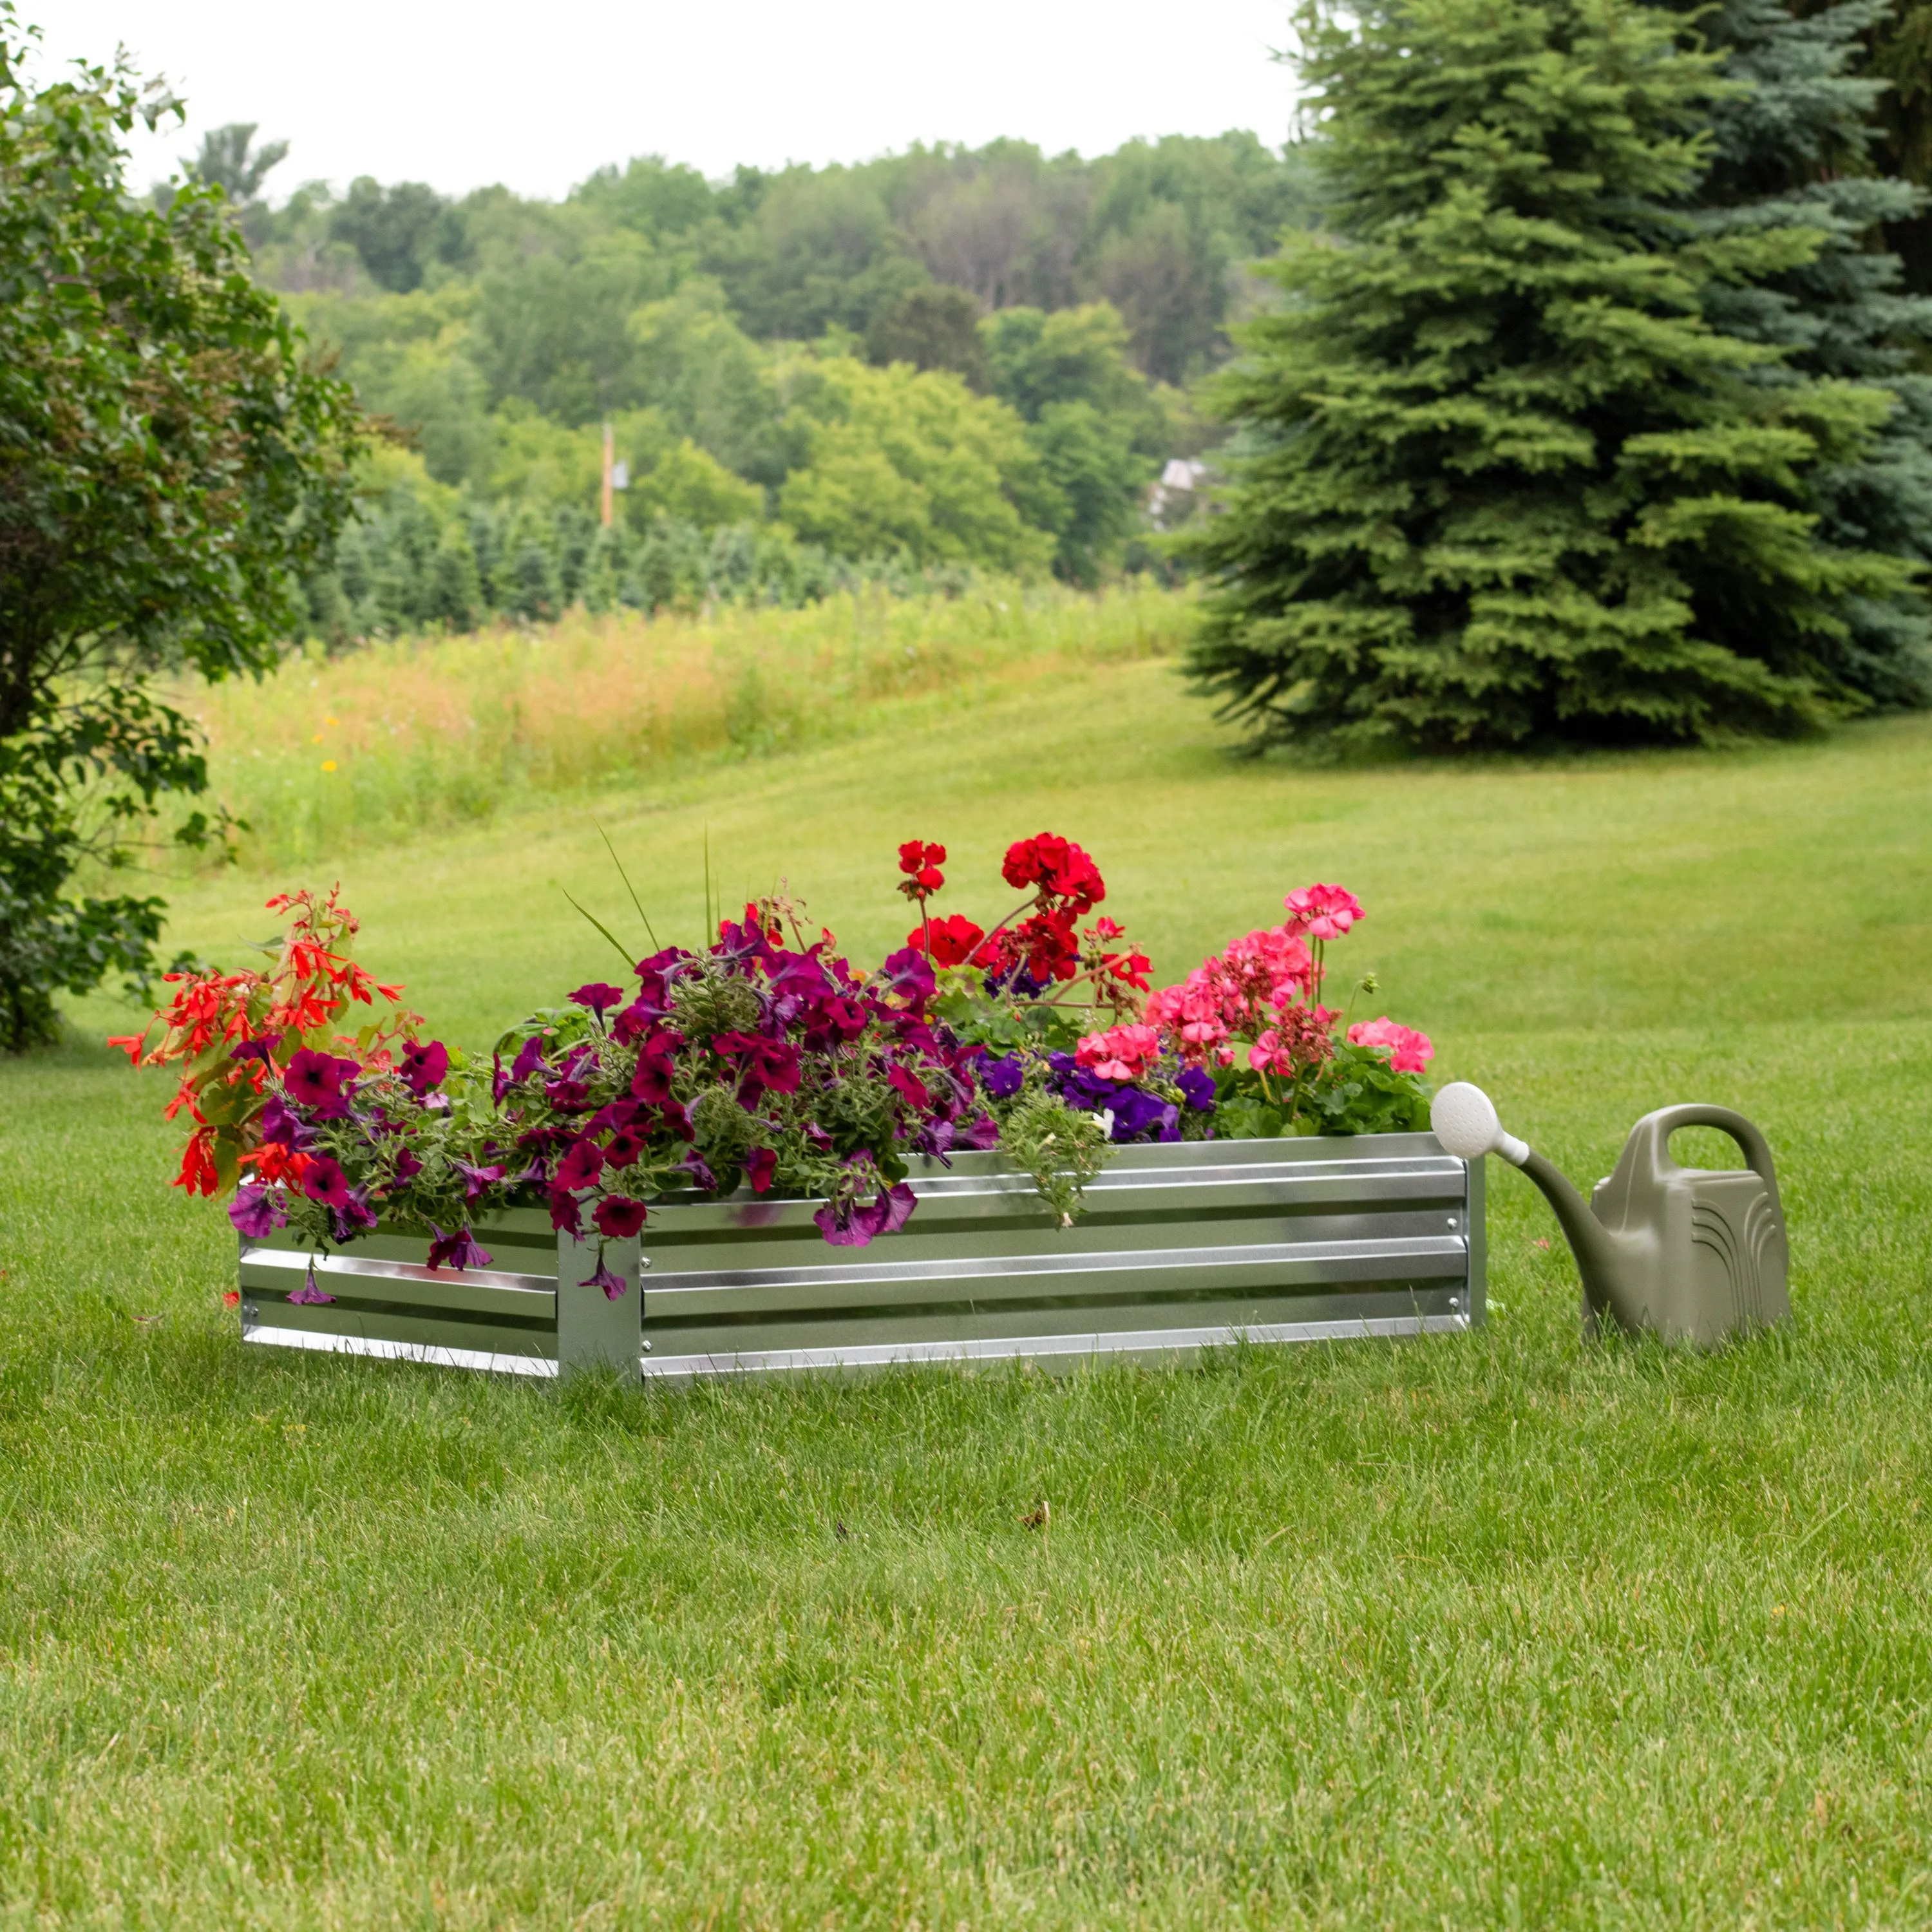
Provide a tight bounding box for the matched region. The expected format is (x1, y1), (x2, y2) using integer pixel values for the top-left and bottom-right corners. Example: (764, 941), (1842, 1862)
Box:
(629, 1050), (676, 1104)
(284, 1048), (346, 1110)
(603, 1128), (645, 1169)
(230, 1033), (282, 1065)
(399, 1039), (450, 1097)
(427, 1225), (493, 1271)
(745, 1147), (777, 1194)
(549, 1189), (584, 1238)
(580, 1253), (628, 1300)
(593, 1195), (648, 1239)
(299, 1155), (351, 1208)
(570, 982), (625, 1018)
(554, 1137), (605, 1193)
(886, 1061), (931, 1110)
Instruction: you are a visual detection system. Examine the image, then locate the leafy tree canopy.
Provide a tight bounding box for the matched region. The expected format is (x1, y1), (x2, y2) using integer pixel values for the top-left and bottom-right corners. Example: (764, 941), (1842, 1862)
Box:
(0, 6), (362, 1047)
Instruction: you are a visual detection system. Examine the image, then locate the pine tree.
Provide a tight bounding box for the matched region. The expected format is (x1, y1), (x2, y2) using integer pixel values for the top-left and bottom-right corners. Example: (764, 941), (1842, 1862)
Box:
(1671, 0), (1932, 705)
(1187, 0), (1923, 753)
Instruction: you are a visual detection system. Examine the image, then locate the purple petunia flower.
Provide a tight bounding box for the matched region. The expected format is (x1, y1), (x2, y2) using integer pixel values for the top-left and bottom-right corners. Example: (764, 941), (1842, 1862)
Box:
(289, 1264), (334, 1306)
(679, 1150), (719, 1192)
(453, 1159), (506, 1202)
(569, 982), (625, 1017)
(258, 1093), (309, 1150)
(230, 1033), (281, 1065)
(399, 1039), (450, 1097)
(958, 1112), (1002, 1151)
(980, 1054), (1026, 1101)
(580, 1253), (628, 1300)
(509, 1034), (551, 1084)
(1106, 1086), (1179, 1144)
(549, 1189), (584, 1238)
(745, 1147), (777, 1194)
(330, 1188), (379, 1242)
(1177, 1065), (1218, 1112)
(876, 947), (936, 1009)
(228, 1185), (285, 1240)
(428, 1225), (494, 1271)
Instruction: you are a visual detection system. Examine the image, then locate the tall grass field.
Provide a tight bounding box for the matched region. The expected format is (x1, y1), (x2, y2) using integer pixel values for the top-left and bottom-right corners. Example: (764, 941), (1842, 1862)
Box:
(3, 595), (1930, 1927)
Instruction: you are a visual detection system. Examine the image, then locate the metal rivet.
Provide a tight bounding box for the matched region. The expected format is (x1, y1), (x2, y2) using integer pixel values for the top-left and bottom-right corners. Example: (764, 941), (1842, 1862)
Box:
(639, 1257), (651, 1271)
(641, 1340), (652, 1353)
(1446, 1217), (1458, 1228)
(1449, 1296), (1461, 1312)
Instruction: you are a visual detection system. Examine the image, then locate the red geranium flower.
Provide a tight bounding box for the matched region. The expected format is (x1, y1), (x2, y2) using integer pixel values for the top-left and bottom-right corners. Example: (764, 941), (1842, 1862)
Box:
(910, 914), (986, 968)
(896, 838), (947, 902)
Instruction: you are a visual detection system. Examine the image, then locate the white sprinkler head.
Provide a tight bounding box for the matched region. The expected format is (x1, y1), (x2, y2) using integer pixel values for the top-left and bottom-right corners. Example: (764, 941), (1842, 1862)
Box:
(1431, 1082), (1530, 1166)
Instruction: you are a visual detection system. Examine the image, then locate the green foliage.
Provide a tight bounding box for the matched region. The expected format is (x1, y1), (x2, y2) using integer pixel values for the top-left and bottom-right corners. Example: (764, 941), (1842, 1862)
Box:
(989, 1069), (1113, 1226)
(866, 283), (988, 386)
(1188, 0), (1925, 753)
(327, 176), (466, 294)
(776, 357), (1055, 574)
(628, 440), (766, 529)
(1214, 1041), (1434, 1139)
(1659, 0), (1932, 706)
(980, 304), (1166, 583)
(0, 8), (361, 1048)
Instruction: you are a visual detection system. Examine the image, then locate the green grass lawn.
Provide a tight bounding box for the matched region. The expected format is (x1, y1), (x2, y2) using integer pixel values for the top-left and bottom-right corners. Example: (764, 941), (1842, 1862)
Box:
(4, 652), (1930, 1927)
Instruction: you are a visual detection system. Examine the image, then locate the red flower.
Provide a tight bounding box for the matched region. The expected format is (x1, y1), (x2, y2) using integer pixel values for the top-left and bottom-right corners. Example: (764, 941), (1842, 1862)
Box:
(896, 838), (947, 902)
(910, 914), (986, 968)
(1002, 833), (1105, 914)
(745, 1147), (777, 1194)
(603, 1127), (645, 1169)
(593, 1195), (649, 1239)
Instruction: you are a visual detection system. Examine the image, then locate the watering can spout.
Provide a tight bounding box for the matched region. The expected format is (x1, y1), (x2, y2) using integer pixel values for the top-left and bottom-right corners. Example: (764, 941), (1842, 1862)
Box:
(1431, 1083), (1652, 1333)
(1430, 1083), (1790, 1347)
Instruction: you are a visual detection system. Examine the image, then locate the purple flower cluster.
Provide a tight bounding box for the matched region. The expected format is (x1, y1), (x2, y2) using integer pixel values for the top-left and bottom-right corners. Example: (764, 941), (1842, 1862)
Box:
(978, 1050), (1217, 1145)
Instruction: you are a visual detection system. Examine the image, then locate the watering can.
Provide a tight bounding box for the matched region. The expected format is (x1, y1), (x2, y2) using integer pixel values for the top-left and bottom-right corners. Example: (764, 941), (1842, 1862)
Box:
(1430, 1084), (1790, 1346)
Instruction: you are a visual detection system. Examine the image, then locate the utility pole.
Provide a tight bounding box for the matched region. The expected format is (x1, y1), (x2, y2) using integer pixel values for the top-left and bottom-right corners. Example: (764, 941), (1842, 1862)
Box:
(600, 421), (615, 529)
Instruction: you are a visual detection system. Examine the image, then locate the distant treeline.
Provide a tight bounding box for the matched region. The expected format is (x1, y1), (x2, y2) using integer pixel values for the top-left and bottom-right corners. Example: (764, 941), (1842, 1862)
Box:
(169, 134), (1301, 637)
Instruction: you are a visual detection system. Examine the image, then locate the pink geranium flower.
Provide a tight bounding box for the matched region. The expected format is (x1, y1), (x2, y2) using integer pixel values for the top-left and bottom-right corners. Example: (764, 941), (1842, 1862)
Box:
(1075, 1023), (1161, 1082)
(1283, 884), (1365, 942)
(1347, 1016), (1434, 1074)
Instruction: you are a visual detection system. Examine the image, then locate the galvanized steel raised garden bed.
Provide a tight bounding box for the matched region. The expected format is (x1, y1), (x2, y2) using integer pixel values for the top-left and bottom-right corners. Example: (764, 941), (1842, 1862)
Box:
(238, 1130), (1484, 1381)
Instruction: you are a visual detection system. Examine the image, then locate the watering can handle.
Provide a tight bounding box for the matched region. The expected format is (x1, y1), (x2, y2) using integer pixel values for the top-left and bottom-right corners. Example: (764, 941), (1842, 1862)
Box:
(1644, 1104), (1779, 1192)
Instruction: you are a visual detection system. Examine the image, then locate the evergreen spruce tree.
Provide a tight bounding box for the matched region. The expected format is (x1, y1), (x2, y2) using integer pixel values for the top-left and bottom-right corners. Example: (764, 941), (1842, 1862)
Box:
(1671, 0), (1932, 704)
(1187, 0), (1923, 752)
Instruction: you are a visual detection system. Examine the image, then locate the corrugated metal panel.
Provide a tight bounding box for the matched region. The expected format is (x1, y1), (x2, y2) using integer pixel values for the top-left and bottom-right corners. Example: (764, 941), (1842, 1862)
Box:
(237, 1133), (1482, 1380)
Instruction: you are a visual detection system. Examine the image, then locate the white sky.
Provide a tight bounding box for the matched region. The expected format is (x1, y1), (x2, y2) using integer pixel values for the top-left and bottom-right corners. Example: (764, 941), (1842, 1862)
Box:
(31, 1), (1300, 202)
